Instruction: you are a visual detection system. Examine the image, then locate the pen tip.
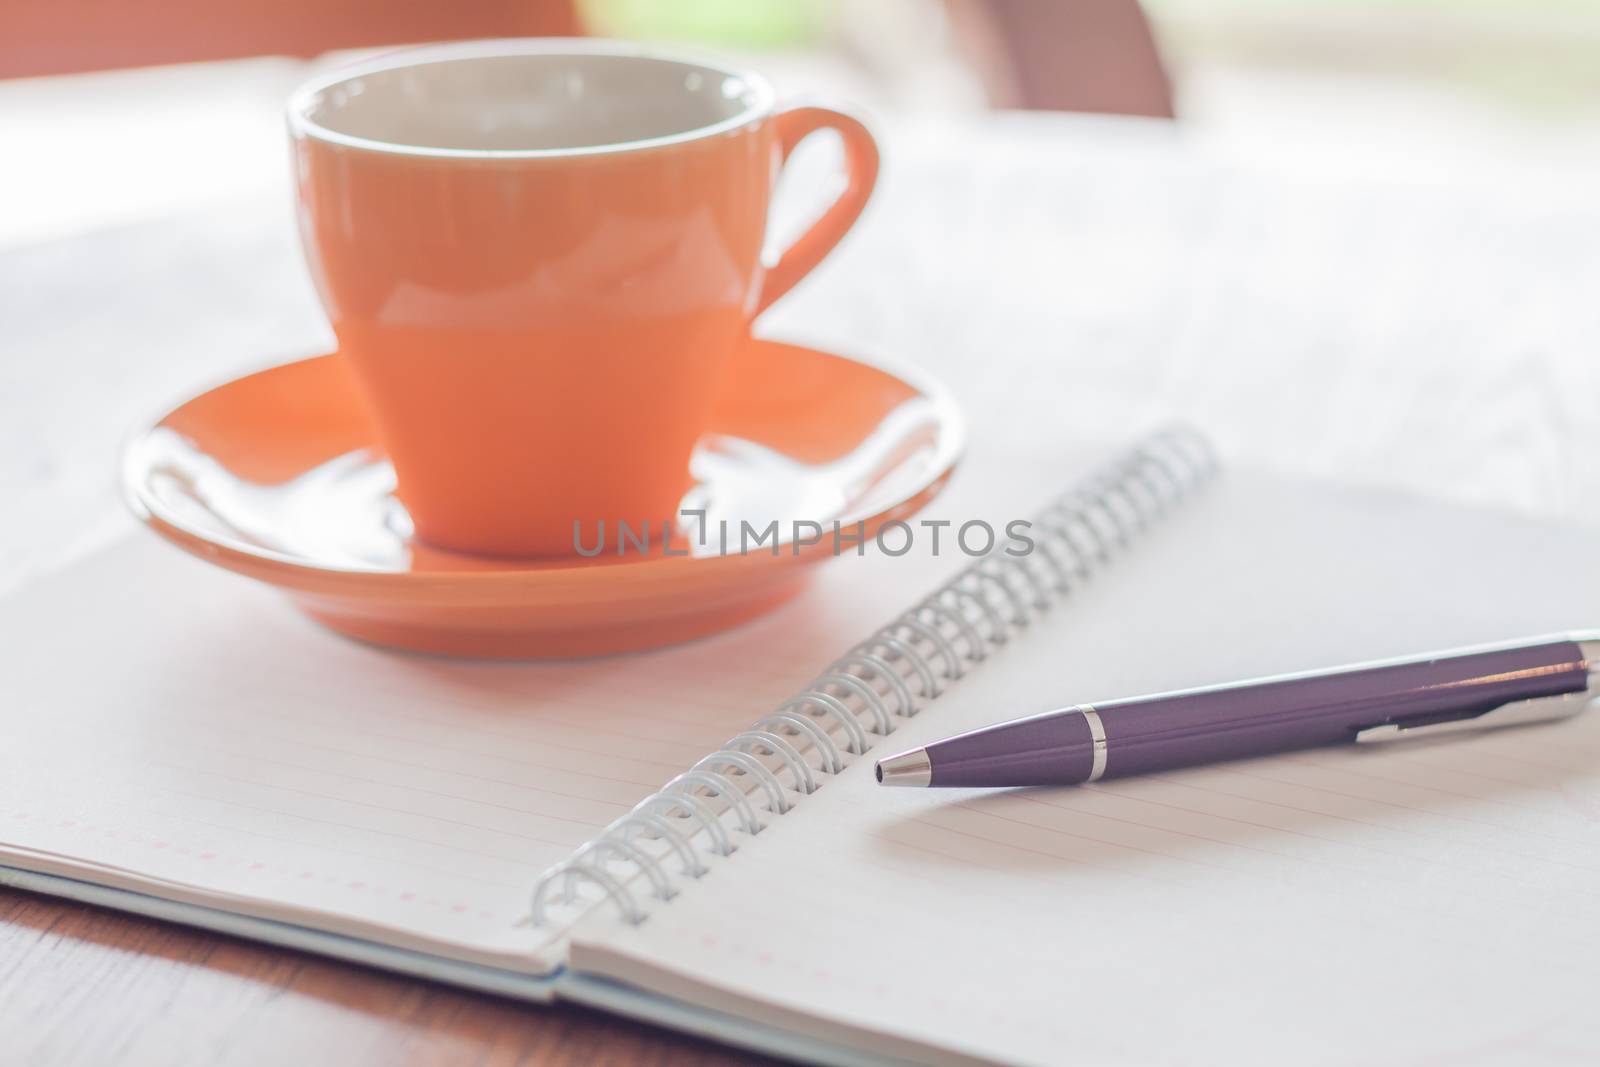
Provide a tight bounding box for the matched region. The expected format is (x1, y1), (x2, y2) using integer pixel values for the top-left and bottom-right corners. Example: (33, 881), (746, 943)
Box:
(876, 748), (933, 787)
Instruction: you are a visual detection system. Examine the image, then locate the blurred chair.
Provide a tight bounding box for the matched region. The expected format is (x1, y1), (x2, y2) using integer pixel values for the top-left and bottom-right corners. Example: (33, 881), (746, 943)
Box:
(0, 0), (581, 78)
(948, 0), (1175, 117)
(2, 0), (1174, 120)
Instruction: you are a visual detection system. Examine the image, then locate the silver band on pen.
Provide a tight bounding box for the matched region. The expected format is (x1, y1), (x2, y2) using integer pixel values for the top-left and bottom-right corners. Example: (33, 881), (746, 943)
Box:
(1080, 705), (1108, 783)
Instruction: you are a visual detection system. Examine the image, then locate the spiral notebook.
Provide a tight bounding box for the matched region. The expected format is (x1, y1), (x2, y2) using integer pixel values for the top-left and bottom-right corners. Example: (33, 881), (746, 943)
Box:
(8, 426), (1600, 1067)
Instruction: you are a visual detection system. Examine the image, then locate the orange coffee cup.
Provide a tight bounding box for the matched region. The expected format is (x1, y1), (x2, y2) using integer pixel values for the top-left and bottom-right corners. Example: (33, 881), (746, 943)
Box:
(288, 39), (878, 558)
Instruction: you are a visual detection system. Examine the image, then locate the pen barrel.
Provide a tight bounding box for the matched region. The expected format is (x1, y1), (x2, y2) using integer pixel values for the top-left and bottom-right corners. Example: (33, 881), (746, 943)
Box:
(922, 640), (1590, 788)
(1096, 639), (1589, 779)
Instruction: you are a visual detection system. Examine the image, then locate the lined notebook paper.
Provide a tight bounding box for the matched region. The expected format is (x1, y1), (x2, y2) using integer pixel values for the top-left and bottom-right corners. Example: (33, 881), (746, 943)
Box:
(4, 416), (1080, 976)
(0, 515), (955, 971)
(565, 469), (1600, 1066)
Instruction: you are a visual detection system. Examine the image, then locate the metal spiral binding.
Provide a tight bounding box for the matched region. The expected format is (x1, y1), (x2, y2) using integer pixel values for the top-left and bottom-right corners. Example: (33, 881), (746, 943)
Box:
(529, 426), (1217, 927)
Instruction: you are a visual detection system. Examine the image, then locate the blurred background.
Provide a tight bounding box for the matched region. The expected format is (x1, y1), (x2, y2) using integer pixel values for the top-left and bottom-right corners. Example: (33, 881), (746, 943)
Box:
(5, 0), (1600, 588)
(3, 0), (1598, 247)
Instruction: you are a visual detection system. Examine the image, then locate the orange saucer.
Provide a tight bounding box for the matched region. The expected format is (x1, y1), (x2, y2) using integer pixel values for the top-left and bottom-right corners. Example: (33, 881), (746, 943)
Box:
(123, 338), (962, 658)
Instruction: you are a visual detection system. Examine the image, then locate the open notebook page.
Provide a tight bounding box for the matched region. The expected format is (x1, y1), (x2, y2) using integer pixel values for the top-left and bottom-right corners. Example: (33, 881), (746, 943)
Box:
(568, 469), (1600, 1066)
(0, 436), (1079, 973)
(0, 471), (989, 973)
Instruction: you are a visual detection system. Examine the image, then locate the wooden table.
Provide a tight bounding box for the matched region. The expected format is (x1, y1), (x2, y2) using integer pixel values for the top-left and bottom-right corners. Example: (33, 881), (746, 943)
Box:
(4, 113), (1599, 1064)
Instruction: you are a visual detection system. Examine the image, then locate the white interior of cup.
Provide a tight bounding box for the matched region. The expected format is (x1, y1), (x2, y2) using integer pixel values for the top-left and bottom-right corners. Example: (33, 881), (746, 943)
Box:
(290, 41), (773, 157)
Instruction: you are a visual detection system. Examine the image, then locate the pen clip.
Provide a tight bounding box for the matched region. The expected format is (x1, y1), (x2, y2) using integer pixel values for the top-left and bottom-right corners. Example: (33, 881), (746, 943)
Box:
(1354, 690), (1594, 744)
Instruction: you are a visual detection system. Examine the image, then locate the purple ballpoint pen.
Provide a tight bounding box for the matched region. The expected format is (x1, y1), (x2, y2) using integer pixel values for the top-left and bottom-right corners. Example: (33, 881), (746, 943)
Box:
(876, 632), (1600, 788)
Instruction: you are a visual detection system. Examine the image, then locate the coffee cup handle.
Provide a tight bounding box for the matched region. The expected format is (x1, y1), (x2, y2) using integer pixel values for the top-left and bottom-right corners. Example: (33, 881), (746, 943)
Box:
(756, 105), (880, 315)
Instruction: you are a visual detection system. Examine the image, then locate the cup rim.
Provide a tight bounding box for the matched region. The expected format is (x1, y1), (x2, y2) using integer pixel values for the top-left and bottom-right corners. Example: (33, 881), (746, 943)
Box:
(287, 37), (778, 160)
